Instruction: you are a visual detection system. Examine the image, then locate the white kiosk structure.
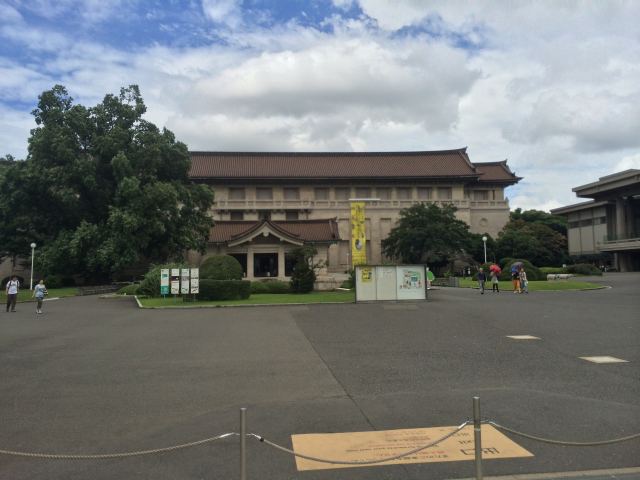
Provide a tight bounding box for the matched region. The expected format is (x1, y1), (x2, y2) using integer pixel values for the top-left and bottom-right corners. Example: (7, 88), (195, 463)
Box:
(355, 265), (427, 302)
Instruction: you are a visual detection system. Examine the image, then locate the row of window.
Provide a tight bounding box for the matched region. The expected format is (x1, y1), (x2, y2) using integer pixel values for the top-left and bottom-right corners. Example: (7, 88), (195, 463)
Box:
(568, 217), (607, 228)
(227, 186), (459, 201)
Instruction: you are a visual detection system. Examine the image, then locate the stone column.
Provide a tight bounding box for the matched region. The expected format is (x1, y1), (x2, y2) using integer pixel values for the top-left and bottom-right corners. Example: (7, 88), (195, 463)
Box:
(247, 246), (254, 280)
(278, 245), (285, 279)
(616, 198), (626, 240)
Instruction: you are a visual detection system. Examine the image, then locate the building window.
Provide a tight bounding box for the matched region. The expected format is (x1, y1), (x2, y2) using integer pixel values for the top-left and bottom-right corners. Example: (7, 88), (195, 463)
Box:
(569, 221), (580, 228)
(598, 217), (607, 224)
(259, 210), (271, 220)
(315, 187), (329, 200)
(417, 187), (432, 199)
(285, 211), (299, 220)
(283, 187), (299, 200)
(580, 219), (593, 227)
(355, 187), (371, 198)
(256, 187), (273, 200)
(230, 211), (244, 221)
(377, 188), (391, 199)
(335, 187), (350, 200)
(437, 187), (452, 200)
(228, 188), (245, 200)
(473, 190), (489, 201)
(396, 187), (411, 199)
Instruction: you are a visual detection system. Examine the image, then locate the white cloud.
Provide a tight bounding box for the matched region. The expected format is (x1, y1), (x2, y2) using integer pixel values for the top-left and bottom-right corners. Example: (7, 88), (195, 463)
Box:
(201, 0), (242, 28)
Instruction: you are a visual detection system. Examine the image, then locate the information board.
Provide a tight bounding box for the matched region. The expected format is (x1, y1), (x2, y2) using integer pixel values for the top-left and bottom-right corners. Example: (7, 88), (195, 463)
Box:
(170, 268), (180, 294)
(375, 266), (396, 300)
(190, 268), (199, 294)
(396, 266), (426, 300)
(160, 269), (169, 295)
(355, 265), (426, 302)
(180, 268), (190, 294)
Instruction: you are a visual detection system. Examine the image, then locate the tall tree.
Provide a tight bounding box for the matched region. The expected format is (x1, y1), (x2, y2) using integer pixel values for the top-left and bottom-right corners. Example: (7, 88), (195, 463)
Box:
(0, 85), (213, 281)
(382, 203), (471, 268)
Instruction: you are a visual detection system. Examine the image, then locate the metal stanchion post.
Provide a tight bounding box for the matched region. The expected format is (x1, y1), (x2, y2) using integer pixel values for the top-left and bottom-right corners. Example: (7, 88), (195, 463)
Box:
(240, 407), (247, 480)
(473, 396), (483, 480)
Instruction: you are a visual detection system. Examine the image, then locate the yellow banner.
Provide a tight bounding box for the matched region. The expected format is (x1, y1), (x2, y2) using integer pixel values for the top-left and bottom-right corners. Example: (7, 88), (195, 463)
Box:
(350, 202), (366, 266)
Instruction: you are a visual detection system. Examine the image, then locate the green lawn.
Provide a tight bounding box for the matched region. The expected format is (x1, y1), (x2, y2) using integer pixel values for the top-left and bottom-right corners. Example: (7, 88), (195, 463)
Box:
(0, 287), (79, 304)
(457, 278), (603, 291)
(139, 290), (356, 307)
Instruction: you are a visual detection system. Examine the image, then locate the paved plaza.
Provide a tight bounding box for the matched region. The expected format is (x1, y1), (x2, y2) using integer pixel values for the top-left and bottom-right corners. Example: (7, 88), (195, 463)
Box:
(0, 273), (638, 479)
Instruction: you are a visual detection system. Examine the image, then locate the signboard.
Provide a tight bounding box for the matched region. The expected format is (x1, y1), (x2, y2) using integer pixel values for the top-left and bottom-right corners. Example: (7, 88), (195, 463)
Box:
(350, 202), (366, 266)
(396, 266), (425, 300)
(160, 269), (169, 295)
(292, 424), (533, 471)
(180, 268), (190, 294)
(190, 268), (199, 294)
(170, 268), (180, 295)
(375, 266), (396, 301)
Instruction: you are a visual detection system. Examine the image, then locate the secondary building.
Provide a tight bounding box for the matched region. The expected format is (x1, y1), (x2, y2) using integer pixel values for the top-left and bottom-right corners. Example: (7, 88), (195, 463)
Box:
(188, 149), (521, 285)
(551, 169), (640, 272)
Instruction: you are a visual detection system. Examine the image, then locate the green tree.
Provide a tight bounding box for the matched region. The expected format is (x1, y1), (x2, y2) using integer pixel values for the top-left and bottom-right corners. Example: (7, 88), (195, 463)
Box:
(0, 85), (214, 282)
(496, 218), (568, 267)
(289, 246), (318, 293)
(382, 203), (471, 268)
(510, 208), (567, 235)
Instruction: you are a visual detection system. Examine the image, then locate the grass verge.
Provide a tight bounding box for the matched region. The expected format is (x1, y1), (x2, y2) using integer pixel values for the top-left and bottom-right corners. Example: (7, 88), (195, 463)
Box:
(457, 279), (603, 291)
(1, 287), (79, 304)
(138, 290), (356, 307)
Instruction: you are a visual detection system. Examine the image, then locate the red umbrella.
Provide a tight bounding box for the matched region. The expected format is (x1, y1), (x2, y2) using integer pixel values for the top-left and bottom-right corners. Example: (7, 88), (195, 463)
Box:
(489, 264), (501, 273)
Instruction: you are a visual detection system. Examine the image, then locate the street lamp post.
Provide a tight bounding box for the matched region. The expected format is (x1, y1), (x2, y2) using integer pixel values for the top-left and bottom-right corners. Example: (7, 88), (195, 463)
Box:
(482, 236), (487, 264)
(30, 242), (36, 290)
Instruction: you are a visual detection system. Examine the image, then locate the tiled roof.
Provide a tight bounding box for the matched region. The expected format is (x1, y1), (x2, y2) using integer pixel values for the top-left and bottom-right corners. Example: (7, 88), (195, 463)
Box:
(209, 219), (340, 244)
(474, 161), (522, 183)
(189, 149), (480, 179)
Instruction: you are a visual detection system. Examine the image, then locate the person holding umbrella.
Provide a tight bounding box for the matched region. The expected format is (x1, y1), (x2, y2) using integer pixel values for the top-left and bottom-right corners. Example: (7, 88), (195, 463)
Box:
(511, 262), (523, 293)
(489, 264), (501, 293)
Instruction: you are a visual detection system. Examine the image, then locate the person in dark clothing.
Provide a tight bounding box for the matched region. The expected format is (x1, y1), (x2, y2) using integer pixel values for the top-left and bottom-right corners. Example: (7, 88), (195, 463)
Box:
(5, 275), (20, 312)
(477, 268), (487, 294)
(490, 270), (500, 292)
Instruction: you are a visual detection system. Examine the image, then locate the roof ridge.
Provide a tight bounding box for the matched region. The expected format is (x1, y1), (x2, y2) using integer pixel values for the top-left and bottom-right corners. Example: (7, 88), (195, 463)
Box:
(190, 149), (468, 156)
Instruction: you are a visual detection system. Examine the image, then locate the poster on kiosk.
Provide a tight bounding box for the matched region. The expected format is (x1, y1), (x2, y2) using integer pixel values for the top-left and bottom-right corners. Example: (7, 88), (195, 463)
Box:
(180, 268), (190, 294)
(160, 269), (169, 295)
(355, 265), (426, 302)
(190, 268), (199, 294)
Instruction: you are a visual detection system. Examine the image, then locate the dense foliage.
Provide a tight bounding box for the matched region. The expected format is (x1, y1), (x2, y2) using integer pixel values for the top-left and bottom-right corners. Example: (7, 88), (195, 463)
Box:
(289, 246), (317, 293)
(564, 263), (602, 276)
(198, 279), (251, 300)
(251, 280), (291, 294)
(495, 209), (568, 267)
(0, 85), (214, 282)
(382, 203), (472, 269)
(199, 255), (243, 280)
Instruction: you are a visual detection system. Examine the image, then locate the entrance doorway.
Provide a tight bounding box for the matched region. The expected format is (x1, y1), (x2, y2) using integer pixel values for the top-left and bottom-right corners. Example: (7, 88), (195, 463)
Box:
(229, 254), (247, 277)
(254, 253), (278, 277)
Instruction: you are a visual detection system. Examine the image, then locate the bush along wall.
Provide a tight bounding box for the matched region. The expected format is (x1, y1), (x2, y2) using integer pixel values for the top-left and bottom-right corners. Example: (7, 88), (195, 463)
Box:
(200, 255), (243, 280)
(198, 279), (251, 301)
(250, 280), (291, 294)
(564, 263), (602, 276)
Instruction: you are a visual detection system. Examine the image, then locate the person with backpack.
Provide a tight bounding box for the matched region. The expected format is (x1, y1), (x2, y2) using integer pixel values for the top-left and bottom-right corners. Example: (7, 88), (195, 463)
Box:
(5, 275), (20, 312)
(32, 279), (48, 314)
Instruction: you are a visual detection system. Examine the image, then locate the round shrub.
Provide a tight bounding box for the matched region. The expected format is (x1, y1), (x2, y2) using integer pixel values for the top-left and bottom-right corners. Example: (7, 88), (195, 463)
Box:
(198, 279), (251, 300)
(497, 258), (543, 281)
(565, 263), (602, 276)
(200, 255), (243, 280)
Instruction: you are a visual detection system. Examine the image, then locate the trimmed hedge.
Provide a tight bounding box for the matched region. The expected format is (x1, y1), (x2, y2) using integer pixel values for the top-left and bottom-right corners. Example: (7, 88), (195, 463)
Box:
(198, 279), (251, 301)
(564, 263), (602, 276)
(200, 255), (243, 280)
(251, 280), (291, 294)
(540, 267), (565, 275)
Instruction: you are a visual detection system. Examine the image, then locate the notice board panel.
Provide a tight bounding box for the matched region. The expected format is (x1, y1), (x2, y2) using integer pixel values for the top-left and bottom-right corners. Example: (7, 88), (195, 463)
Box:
(396, 265), (426, 300)
(375, 266), (397, 300)
(355, 266), (376, 301)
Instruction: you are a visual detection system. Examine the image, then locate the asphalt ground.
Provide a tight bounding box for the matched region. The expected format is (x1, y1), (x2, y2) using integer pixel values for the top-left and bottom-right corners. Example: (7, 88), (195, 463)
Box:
(0, 273), (638, 480)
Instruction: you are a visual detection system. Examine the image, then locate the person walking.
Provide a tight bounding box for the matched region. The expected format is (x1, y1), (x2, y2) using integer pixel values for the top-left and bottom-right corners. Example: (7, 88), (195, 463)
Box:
(519, 268), (529, 294)
(477, 268), (487, 294)
(511, 268), (521, 293)
(490, 270), (500, 293)
(5, 275), (20, 312)
(32, 279), (48, 314)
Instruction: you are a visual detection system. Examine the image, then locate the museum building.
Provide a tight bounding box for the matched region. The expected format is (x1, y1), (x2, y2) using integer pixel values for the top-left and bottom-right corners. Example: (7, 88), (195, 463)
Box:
(188, 149), (521, 285)
(551, 169), (640, 272)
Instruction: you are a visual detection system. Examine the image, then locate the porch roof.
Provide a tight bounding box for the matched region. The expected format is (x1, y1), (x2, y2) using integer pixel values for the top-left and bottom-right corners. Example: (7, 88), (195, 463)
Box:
(209, 219), (340, 245)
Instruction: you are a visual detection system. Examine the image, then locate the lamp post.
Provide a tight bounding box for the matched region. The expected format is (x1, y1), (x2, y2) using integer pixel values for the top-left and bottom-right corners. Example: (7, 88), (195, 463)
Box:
(30, 242), (36, 290)
(482, 236), (487, 264)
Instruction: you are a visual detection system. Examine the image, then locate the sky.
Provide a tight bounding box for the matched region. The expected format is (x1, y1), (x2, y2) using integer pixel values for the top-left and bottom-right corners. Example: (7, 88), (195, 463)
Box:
(1, 0), (640, 211)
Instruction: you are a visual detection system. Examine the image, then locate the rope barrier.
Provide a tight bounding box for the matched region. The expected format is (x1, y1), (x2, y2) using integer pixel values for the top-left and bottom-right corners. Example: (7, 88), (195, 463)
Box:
(488, 421), (640, 446)
(248, 420), (470, 465)
(0, 433), (238, 459)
